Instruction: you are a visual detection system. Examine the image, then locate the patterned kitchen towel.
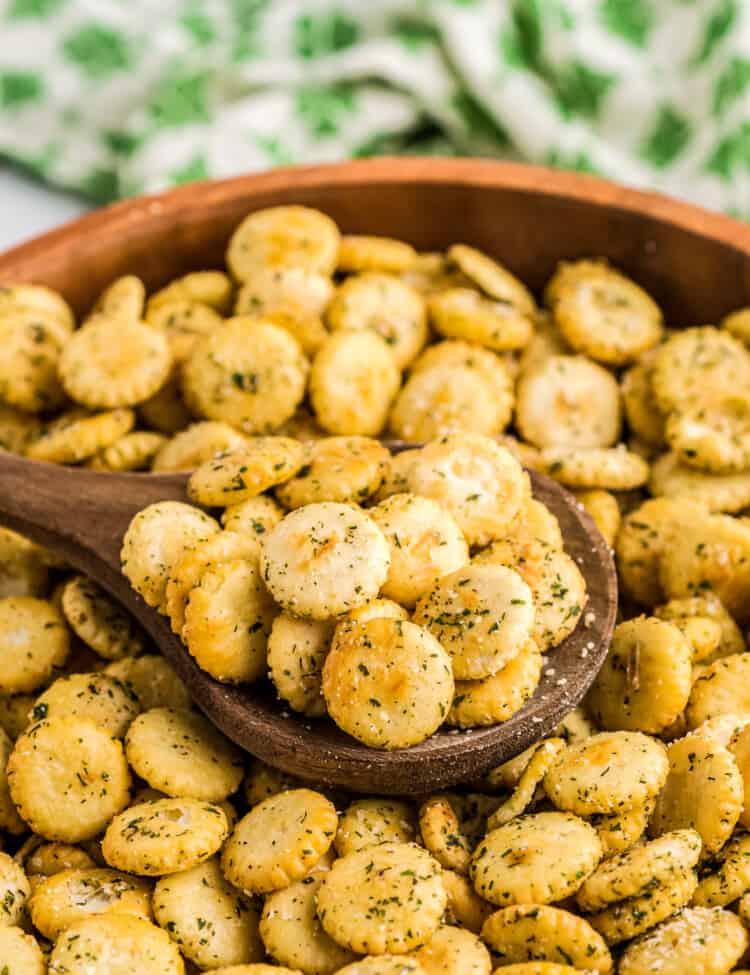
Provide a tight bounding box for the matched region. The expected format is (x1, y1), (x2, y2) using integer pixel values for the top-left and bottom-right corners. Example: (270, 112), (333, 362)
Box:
(0, 0), (748, 215)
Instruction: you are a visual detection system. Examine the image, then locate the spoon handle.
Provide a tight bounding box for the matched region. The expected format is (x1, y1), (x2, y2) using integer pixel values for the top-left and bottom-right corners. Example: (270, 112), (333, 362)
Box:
(0, 452), (188, 574)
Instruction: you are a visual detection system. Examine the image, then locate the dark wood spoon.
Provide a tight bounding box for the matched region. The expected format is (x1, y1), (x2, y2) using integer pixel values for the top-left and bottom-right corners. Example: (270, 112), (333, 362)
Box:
(0, 450), (616, 794)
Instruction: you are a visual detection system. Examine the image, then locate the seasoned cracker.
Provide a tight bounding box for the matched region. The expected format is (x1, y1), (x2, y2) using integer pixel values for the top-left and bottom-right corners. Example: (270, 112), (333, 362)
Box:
(395, 363), (509, 441)
(652, 326), (750, 414)
(517, 355), (621, 448)
(470, 811), (601, 906)
(414, 563), (534, 679)
(316, 842), (445, 954)
(429, 287), (533, 352)
(260, 502), (390, 620)
(416, 925), (491, 975)
(182, 558), (275, 683)
(27, 408), (135, 464)
(259, 854), (354, 975)
(104, 654), (191, 711)
(29, 866), (151, 940)
(148, 270), (233, 314)
(277, 436), (390, 509)
(267, 615), (334, 718)
(187, 437), (304, 506)
(227, 205), (340, 281)
(221, 789), (336, 895)
(61, 575), (144, 660)
(587, 618), (692, 734)
(547, 260), (662, 366)
(482, 904), (612, 973)
(327, 272), (427, 369)
(8, 716), (131, 842)
(125, 707), (243, 801)
(576, 829), (701, 912)
(587, 867), (696, 945)
(88, 430), (167, 471)
(48, 914), (184, 974)
(335, 799), (416, 856)
(0, 596), (69, 695)
(165, 530), (261, 635)
(32, 673), (140, 738)
(0, 312), (66, 413)
(154, 858), (263, 969)
(650, 735), (743, 857)
(322, 618), (453, 748)
(120, 500), (219, 610)
(182, 318), (309, 434)
(338, 235), (417, 273)
(103, 797), (228, 876)
(618, 906), (747, 975)
(446, 637), (542, 728)
(310, 330), (400, 436)
(407, 434), (530, 547)
(544, 731), (669, 816)
(59, 316), (172, 408)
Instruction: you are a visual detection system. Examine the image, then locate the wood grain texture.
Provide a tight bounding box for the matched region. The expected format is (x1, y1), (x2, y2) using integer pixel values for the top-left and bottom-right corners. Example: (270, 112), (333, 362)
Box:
(2, 156), (749, 790)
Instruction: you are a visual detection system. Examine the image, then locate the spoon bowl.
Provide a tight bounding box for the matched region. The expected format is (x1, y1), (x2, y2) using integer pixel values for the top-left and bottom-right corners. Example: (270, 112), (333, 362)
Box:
(0, 450), (615, 794)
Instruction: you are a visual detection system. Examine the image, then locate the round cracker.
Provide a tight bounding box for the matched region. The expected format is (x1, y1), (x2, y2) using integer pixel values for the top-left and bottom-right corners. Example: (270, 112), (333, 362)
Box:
(414, 563), (534, 679)
(182, 317), (309, 434)
(322, 618), (454, 748)
(8, 716), (131, 842)
(446, 637), (542, 728)
(481, 904), (612, 973)
(310, 330), (400, 437)
(187, 437), (305, 506)
(103, 797), (228, 876)
(370, 493), (469, 608)
(59, 316), (171, 408)
(221, 789), (336, 895)
(335, 798), (416, 856)
(125, 707), (243, 801)
(0, 596), (69, 695)
(120, 500), (220, 610)
(587, 617), (692, 734)
(49, 914), (184, 975)
(544, 731), (668, 816)
(618, 906), (748, 975)
(29, 866), (151, 940)
(470, 811), (601, 906)
(316, 842), (446, 954)
(516, 355), (621, 448)
(154, 857), (263, 969)
(276, 436), (390, 509)
(649, 735), (743, 857)
(227, 205), (340, 281)
(326, 271), (427, 369)
(260, 502), (390, 620)
(407, 434), (530, 548)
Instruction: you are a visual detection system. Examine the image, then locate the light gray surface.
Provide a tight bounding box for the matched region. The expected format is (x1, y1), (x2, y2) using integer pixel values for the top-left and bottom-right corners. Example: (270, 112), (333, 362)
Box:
(0, 166), (89, 252)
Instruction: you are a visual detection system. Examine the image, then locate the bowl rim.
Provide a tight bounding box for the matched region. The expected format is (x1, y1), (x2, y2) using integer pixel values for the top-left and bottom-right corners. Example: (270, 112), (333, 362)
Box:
(2, 156), (750, 270)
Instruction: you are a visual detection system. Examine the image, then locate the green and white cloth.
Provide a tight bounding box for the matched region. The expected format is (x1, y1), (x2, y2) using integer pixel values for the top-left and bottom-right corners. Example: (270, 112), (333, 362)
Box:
(0, 0), (749, 214)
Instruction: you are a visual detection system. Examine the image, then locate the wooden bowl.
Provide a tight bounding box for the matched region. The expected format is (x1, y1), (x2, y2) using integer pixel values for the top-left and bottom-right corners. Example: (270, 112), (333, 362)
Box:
(1, 157), (749, 321)
(1, 158), (749, 791)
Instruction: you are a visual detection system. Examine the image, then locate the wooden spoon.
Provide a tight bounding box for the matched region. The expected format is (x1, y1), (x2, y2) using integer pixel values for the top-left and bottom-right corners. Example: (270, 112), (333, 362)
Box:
(0, 450), (616, 794)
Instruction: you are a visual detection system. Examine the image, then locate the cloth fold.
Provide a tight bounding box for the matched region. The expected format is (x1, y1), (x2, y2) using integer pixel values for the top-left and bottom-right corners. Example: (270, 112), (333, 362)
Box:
(0, 0), (748, 214)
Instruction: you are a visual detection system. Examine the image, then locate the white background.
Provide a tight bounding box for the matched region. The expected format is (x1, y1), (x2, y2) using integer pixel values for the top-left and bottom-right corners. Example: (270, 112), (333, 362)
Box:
(0, 164), (88, 251)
